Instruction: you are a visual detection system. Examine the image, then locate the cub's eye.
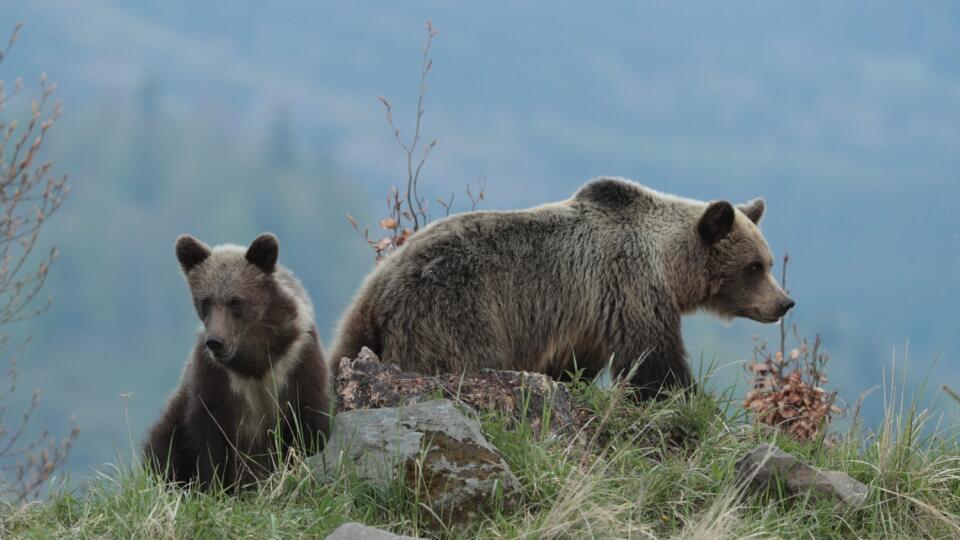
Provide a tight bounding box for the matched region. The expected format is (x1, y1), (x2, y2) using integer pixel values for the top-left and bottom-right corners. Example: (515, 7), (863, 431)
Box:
(197, 297), (211, 317)
(747, 262), (764, 274)
(228, 298), (245, 313)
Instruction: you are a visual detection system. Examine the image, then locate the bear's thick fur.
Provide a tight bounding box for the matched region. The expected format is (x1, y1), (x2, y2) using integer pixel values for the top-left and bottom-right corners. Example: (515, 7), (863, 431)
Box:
(144, 233), (331, 490)
(331, 178), (793, 399)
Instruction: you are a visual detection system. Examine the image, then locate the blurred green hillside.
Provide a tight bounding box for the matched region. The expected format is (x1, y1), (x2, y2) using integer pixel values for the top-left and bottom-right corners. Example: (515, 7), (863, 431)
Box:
(1, 0), (957, 480)
(12, 95), (373, 470)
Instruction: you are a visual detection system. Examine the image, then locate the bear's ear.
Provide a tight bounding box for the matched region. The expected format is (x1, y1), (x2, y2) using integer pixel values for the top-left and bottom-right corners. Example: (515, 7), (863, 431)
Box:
(246, 233), (279, 273)
(175, 234), (212, 273)
(697, 201), (735, 246)
(737, 198), (765, 225)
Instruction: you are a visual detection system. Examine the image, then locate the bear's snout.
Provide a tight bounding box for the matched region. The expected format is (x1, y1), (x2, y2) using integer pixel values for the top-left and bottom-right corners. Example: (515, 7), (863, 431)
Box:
(205, 335), (225, 354)
(778, 298), (796, 317)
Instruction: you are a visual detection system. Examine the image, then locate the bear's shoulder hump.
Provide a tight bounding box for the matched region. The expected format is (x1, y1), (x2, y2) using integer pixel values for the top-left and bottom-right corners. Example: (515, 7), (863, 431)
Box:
(573, 177), (646, 209)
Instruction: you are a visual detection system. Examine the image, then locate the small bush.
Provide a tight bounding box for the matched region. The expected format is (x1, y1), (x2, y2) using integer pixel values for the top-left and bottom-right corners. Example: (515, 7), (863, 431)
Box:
(743, 253), (842, 442)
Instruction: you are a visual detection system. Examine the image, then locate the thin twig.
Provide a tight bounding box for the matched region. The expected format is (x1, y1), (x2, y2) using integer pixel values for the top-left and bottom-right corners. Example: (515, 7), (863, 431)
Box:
(349, 22), (487, 263)
(0, 22), (76, 502)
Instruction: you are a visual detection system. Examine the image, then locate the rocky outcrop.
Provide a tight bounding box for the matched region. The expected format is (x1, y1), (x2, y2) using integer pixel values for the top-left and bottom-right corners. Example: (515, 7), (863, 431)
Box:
(335, 347), (576, 437)
(314, 399), (520, 523)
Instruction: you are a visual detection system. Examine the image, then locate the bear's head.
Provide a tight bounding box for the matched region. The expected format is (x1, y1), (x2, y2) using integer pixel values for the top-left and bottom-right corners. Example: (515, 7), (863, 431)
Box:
(174, 232), (285, 364)
(697, 199), (795, 323)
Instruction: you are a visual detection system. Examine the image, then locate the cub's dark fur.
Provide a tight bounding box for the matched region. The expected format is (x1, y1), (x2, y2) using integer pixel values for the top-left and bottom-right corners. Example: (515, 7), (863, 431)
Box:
(143, 233), (331, 490)
(331, 177), (794, 400)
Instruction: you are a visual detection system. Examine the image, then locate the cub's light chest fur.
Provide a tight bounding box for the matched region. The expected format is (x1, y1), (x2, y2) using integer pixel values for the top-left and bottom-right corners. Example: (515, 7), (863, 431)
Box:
(223, 271), (316, 444)
(226, 337), (306, 442)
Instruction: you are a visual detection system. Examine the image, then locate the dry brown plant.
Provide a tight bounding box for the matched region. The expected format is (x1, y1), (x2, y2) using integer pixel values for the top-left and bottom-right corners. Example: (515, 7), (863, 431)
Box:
(743, 253), (842, 442)
(0, 22), (78, 502)
(347, 21), (486, 261)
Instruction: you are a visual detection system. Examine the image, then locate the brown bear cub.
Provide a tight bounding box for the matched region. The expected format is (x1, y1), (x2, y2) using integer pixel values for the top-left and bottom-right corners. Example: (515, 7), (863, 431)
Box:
(144, 233), (331, 490)
(331, 177), (794, 400)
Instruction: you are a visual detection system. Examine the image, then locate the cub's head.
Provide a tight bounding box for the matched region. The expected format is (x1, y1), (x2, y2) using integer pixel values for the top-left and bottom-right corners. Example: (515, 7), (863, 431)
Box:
(175, 233), (283, 363)
(697, 199), (794, 323)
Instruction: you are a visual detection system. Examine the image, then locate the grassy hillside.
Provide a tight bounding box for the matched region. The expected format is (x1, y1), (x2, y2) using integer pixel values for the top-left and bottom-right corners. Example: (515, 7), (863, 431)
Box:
(3, 372), (960, 539)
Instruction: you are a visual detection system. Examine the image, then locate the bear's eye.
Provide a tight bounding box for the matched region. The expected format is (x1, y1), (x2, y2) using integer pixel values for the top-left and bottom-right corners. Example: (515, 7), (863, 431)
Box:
(198, 297), (211, 318)
(228, 297), (245, 314)
(747, 262), (764, 274)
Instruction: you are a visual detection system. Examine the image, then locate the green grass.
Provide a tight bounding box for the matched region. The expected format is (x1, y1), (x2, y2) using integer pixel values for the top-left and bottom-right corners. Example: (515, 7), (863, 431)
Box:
(4, 372), (960, 539)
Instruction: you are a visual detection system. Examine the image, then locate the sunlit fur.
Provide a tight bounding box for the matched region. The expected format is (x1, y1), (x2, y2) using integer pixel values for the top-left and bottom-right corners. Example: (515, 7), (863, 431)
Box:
(331, 177), (791, 399)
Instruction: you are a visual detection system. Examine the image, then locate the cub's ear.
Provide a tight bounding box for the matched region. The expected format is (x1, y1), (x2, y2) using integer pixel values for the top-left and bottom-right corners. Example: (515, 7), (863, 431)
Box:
(246, 233), (279, 273)
(698, 201), (735, 246)
(737, 197), (765, 225)
(175, 234), (212, 273)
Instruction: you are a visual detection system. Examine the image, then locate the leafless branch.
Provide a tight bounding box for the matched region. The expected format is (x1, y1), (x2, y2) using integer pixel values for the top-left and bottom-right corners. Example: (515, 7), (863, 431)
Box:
(376, 21), (439, 233)
(349, 22), (487, 262)
(437, 192), (455, 217)
(466, 179), (486, 211)
(0, 22), (77, 502)
(778, 251), (790, 376)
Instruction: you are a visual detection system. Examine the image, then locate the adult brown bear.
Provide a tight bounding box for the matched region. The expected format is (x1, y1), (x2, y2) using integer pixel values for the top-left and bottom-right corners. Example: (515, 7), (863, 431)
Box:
(331, 178), (793, 399)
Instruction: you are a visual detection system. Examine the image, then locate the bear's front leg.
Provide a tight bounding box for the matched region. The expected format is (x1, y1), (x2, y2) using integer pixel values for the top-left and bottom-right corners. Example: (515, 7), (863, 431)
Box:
(185, 403), (235, 491)
(143, 389), (191, 484)
(615, 320), (693, 400)
(277, 395), (331, 459)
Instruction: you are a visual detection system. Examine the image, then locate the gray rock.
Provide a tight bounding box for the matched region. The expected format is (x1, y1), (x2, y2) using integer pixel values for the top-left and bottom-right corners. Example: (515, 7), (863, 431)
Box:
(314, 399), (520, 523)
(325, 522), (421, 540)
(336, 347), (577, 437)
(735, 443), (868, 509)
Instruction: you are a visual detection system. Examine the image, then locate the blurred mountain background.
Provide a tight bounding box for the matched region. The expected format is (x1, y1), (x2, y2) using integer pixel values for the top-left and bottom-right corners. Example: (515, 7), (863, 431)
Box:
(1, 0), (958, 477)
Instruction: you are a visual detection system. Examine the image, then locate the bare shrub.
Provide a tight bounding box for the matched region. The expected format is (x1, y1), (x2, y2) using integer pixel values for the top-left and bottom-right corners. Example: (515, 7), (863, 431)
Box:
(347, 21), (486, 261)
(743, 253), (842, 442)
(0, 22), (78, 502)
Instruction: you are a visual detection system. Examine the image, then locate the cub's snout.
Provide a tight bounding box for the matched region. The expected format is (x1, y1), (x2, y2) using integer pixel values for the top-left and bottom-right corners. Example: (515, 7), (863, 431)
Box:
(204, 335), (225, 354)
